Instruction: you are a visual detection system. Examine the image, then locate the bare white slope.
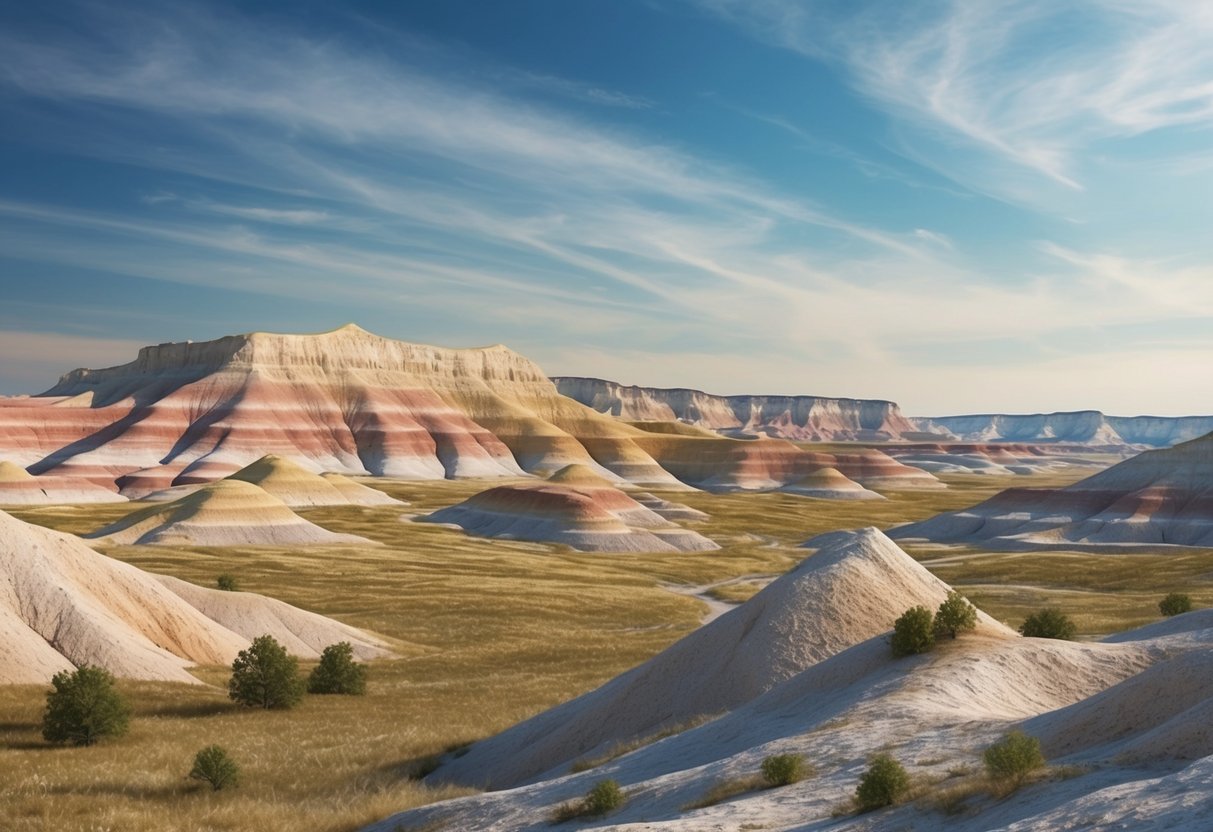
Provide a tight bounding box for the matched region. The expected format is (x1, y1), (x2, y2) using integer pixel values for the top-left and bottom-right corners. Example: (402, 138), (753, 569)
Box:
(430, 528), (1007, 789)
(89, 479), (372, 546)
(0, 510), (389, 684)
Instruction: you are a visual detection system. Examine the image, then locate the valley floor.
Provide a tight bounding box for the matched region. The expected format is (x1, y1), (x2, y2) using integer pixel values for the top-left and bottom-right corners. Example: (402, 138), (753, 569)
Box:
(3, 471), (1211, 831)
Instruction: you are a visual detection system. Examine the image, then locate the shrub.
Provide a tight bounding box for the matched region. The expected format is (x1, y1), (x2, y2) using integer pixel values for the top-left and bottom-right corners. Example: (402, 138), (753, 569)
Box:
(1159, 593), (1193, 617)
(307, 642), (367, 695)
(855, 753), (910, 812)
(189, 745), (240, 791)
(216, 574), (239, 592)
(983, 730), (1044, 785)
(761, 753), (807, 787)
(550, 779), (625, 823)
(41, 665), (131, 746)
(891, 606), (936, 657)
(229, 634), (305, 709)
(1018, 608), (1077, 640)
(934, 591), (978, 640)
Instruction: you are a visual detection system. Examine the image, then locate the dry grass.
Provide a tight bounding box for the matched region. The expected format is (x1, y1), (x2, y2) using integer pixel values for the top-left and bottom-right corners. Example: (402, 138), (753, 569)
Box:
(569, 713), (720, 772)
(0, 467), (1168, 830)
(681, 773), (767, 811)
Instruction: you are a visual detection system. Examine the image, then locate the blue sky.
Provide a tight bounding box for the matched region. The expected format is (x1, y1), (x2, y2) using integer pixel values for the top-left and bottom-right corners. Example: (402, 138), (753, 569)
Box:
(1, 0), (1211, 415)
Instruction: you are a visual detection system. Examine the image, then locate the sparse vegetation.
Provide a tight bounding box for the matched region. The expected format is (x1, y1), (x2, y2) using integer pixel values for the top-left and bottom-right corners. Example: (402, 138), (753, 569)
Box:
(934, 591), (978, 640)
(761, 753), (808, 787)
(569, 714), (718, 772)
(307, 642), (367, 695)
(681, 774), (767, 810)
(855, 753), (910, 812)
(41, 665), (132, 747)
(216, 573), (240, 591)
(891, 605), (936, 656)
(550, 779), (625, 823)
(1018, 608), (1078, 640)
(984, 730), (1045, 786)
(1159, 592), (1193, 617)
(189, 745), (241, 791)
(229, 635), (305, 709)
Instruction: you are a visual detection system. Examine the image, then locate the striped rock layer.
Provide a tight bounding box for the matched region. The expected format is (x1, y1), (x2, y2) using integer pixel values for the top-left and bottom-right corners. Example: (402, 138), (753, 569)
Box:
(0, 326), (940, 497)
(892, 433), (1213, 549)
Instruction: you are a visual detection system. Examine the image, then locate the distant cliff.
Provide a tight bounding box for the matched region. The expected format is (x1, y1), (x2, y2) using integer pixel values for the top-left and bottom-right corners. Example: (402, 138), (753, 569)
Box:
(552, 377), (920, 442)
(919, 412), (1213, 448)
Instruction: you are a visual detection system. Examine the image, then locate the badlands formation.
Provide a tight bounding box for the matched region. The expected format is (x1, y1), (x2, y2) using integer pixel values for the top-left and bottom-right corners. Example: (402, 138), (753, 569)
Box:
(0, 509), (388, 685)
(0, 325), (940, 496)
(373, 529), (1213, 831)
(893, 432), (1213, 549)
(88, 479), (372, 546)
(0, 459), (127, 505)
(920, 411), (1213, 448)
(421, 465), (718, 553)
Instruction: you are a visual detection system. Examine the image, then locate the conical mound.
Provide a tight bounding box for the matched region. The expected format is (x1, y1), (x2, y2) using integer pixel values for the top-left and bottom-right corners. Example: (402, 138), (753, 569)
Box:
(781, 466), (884, 500)
(892, 431), (1213, 549)
(228, 454), (402, 507)
(88, 480), (371, 546)
(0, 458), (128, 505)
(432, 528), (1008, 788)
(420, 481), (718, 553)
(546, 463), (619, 487)
(0, 510), (388, 684)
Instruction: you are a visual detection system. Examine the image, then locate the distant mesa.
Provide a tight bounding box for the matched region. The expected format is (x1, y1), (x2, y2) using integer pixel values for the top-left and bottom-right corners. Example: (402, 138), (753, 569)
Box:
(0, 509), (389, 685)
(0, 325), (945, 496)
(87, 479), (373, 547)
(918, 411), (1213, 449)
(882, 442), (1108, 476)
(419, 472), (719, 553)
(891, 432), (1213, 549)
(0, 459), (128, 505)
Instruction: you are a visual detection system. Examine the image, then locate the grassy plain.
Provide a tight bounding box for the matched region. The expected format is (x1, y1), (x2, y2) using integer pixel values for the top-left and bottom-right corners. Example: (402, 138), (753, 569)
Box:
(3, 469), (1211, 830)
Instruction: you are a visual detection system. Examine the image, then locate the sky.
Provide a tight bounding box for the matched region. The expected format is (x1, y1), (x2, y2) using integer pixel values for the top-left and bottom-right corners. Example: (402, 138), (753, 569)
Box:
(1, 0), (1211, 415)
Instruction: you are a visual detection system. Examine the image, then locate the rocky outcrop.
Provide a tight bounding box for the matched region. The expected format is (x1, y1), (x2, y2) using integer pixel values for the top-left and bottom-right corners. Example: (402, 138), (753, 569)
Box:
(553, 377), (918, 441)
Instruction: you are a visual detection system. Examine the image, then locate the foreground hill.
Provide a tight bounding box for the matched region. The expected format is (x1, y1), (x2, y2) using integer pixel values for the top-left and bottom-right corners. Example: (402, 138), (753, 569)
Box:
(0, 510), (389, 684)
(0, 325), (937, 495)
(367, 529), (1213, 831)
(892, 432), (1213, 549)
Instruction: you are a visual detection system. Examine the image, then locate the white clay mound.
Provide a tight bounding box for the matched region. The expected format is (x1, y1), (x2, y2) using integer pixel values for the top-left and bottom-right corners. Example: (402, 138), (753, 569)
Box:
(228, 454), (403, 507)
(88, 480), (373, 546)
(780, 467), (884, 500)
(0, 509), (389, 684)
(0, 459), (127, 505)
(420, 481), (718, 553)
(430, 528), (1006, 789)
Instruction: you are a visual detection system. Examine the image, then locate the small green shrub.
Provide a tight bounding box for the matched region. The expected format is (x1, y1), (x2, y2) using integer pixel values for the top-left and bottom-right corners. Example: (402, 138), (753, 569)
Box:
(550, 779), (625, 823)
(307, 642), (367, 695)
(189, 745), (240, 791)
(891, 606), (936, 656)
(934, 591), (978, 640)
(983, 730), (1044, 785)
(761, 753), (807, 787)
(855, 753), (909, 812)
(41, 665), (131, 746)
(229, 634), (305, 709)
(1018, 608), (1077, 640)
(1159, 593), (1193, 617)
(216, 573), (239, 592)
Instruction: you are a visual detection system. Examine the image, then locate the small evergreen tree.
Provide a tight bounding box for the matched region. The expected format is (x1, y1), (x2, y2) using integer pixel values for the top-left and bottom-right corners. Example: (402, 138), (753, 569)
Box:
(189, 745), (240, 791)
(228, 635), (304, 709)
(41, 665), (131, 746)
(307, 642), (367, 695)
(216, 574), (239, 592)
(891, 606), (936, 657)
(855, 753), (909, 812)
(934, 591), (978, 640)
(761, 753), (807, 787)
(1159, 593), (1192, 617)
(983, 730), (1044, 785)
(1018, 608), (1077, 640)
